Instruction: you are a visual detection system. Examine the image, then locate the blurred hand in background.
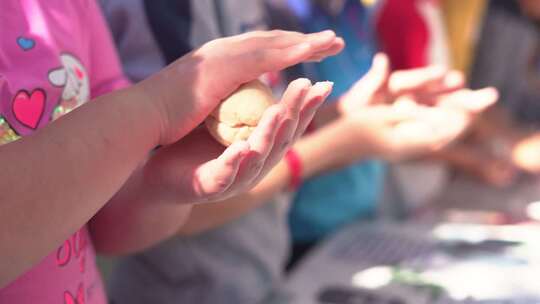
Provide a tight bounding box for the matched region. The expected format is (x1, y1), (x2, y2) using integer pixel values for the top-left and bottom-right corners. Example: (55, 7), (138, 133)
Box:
(334, 53), (498, 162)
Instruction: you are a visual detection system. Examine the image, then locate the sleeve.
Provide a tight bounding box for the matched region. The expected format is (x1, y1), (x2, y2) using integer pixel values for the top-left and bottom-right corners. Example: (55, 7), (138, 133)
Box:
(375, 0), (429, 70)
(85, 0), (132, 98)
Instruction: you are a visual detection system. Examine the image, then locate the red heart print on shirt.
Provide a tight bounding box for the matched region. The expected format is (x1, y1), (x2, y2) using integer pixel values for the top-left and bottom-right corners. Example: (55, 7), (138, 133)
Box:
(64, 283), (85, 304)
(74, 67), (84, 80)
(12, 89), (46, 129)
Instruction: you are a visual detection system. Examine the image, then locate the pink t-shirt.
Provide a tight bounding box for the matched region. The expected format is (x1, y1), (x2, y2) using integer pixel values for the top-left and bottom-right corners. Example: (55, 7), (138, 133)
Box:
(0, 0), (130, 303)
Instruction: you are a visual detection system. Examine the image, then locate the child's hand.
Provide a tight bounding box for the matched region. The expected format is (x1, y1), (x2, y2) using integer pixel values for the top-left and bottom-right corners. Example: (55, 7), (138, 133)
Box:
(141, 80), (333, 204)
(339, 53), (466, 113)
(137, 30), (344, 146)
(336, 103), (487, 161)
(334, 53), (498, 161)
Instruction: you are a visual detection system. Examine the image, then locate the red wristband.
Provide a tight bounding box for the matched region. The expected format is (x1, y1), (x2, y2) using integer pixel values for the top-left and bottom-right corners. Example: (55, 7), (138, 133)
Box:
(285, 149), (303, 190)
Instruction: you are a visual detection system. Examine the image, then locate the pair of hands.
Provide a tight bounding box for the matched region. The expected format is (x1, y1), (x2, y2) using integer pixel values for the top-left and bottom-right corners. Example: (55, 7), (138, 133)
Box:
(335, 53), (499, 162)
(136, 30), (342, 204)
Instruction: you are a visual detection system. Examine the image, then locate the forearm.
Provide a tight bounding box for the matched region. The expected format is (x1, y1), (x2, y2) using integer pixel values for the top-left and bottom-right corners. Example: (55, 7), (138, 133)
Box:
(0, 86), (160, 287)
(89, 162), (193, 256)
(295, 118), (372, 177)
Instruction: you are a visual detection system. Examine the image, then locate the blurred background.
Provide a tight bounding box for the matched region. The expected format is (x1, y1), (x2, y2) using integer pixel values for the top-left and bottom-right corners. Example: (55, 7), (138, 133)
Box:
(275, 0), (540, 303)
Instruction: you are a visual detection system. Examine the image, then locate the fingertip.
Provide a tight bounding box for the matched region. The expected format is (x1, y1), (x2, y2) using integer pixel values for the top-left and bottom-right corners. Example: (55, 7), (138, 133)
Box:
(448, 87), (498, 113)
(307, 30), (337, 50)
(483, 87), (500, 99)
(373, 52), (388, 65)
(319, 29), (336, 38)
(312, 81), (334, 97)
(282, 79), (312, 114)
(475, 87), (499, 102)
(290, 78), (313, 90)
(314, 80), (334, 89)
(302, 81), (333, 111)
(429, 65), (447, 76)
(444, 70), (465, 88)
(370, 53), (390, 77)
(332, 37), (346, 52)
(322, 29), (336, 36)
(474, 87), (499, 109)
(309, 38), (346, 62)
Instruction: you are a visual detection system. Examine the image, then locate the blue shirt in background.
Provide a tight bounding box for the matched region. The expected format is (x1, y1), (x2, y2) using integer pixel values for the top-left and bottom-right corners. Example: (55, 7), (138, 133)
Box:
(288, 0), (386, 243)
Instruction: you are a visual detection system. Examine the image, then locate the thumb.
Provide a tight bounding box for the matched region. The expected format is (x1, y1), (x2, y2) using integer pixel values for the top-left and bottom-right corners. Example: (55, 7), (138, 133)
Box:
(193, 141), (250, 199)
(347, 53), (390, 106)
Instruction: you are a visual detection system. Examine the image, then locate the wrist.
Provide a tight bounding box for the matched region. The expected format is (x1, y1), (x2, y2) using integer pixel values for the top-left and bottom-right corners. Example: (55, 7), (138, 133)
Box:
(131, 78), (172, 147)
(293, 127), (341, 178)
(136, 61), (202, 146)
(321, 118), (374, 165)
(103, 86), (164, 150)
(344, 119), (379, 160)
(284, 149), (303, 190)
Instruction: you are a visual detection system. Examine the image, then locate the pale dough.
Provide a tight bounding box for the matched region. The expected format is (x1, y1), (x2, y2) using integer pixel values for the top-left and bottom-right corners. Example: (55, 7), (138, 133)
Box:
(205, 80), (275, 146)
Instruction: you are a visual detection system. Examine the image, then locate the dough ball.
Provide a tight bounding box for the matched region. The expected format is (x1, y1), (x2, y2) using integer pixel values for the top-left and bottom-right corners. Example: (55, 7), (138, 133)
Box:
(205, 80), (275, 146)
